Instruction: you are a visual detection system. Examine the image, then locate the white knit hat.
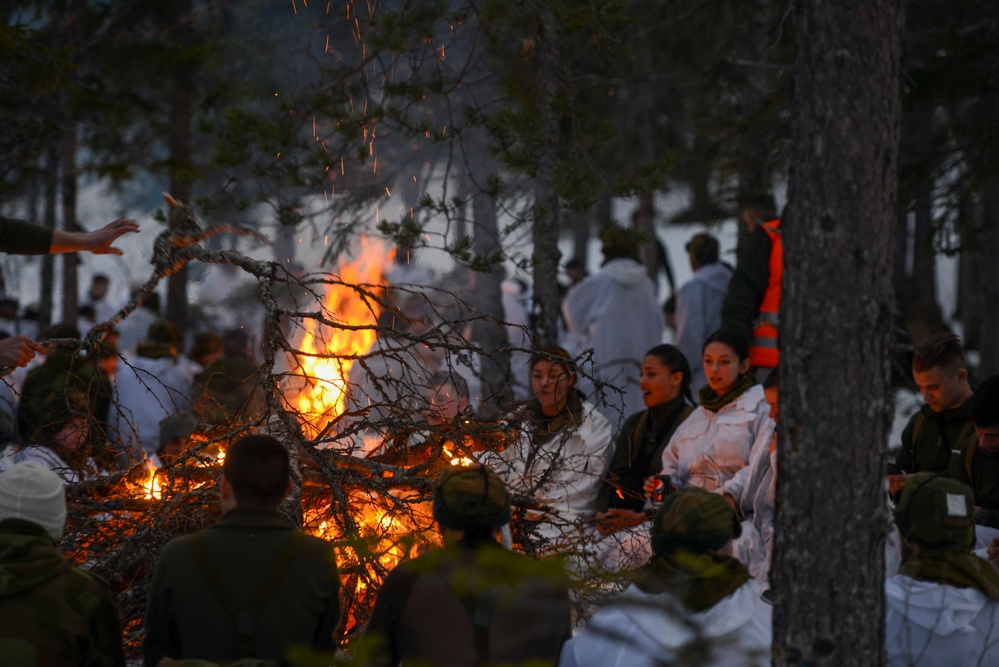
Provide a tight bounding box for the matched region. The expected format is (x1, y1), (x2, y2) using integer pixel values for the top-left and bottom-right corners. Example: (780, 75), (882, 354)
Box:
(0, 461), (67, 541)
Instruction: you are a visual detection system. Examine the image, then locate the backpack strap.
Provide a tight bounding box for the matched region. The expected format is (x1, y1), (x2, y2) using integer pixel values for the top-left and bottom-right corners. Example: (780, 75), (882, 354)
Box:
(960, 420), (977, 483)
(189, 531), (305, 659)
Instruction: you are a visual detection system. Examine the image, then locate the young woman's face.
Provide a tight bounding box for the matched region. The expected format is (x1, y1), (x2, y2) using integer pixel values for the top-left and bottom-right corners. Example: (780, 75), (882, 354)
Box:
(639, 355), (682, 408)
(531, 360), (575, 416)
(702, 342), (751, 396)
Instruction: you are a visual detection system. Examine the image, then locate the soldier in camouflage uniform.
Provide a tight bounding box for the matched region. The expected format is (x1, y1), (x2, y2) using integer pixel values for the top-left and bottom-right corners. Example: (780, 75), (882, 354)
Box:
(0, 461), (125, 666)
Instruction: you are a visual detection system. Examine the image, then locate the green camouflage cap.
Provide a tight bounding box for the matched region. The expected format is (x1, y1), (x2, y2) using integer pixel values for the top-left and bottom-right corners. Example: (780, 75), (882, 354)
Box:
(894, 473), (975, 549)
(650, 487), (742, 556)
(147, 319), (181, 348)
(433, 464), (511, 531)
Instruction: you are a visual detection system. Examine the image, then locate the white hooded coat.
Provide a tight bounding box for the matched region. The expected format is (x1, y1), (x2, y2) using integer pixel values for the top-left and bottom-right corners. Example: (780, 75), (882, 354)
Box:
(480, 400), (612, 543)
(110, 355), (194, 461)
(885, 574), (999, 667)
(675, 262), (733, 393)
(661, 384), (770, 492)
(561, 258), (662, 432)
(559, 581), (772, 667)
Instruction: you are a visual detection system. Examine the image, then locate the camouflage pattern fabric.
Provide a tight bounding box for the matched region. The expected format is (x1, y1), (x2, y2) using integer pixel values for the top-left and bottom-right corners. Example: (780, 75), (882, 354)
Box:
(650, 486), (742, 556)
(0, 518), (125, 667)
(193, 357), (264, 425)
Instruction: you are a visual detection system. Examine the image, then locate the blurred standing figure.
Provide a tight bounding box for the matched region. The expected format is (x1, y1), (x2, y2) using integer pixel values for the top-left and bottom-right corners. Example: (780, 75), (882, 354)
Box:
(0, 461), (125, 666)
(721, 193), (782, 378)
(674, 233), (732, 393)
(79, 273), (118, 324)
(194, 328), (264, 425)
(109, 320), (194, 466)
(562, 226), (663, 431)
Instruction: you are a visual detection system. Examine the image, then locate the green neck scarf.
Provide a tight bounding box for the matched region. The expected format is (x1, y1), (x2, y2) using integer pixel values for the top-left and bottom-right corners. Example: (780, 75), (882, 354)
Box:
(526, 390), (584, 447)
(634, 549), (750, 612)
(899, 546), (999, 599)
(698, 373), (757, 413)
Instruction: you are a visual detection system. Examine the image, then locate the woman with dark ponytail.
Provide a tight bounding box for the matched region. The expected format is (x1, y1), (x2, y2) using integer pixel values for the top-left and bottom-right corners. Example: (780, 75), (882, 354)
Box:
(594, 344), (696, 537)
(656, 329), (770, 492)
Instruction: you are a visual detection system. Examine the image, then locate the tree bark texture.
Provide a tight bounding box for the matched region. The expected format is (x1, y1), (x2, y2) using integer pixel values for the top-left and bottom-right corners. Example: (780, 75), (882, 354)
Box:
(166, 0), (194, 334)
(530, 6), (562, 348)
(773, 1), (904, 666)
(60, 116), (79, 325)
(976, 183), (999, 378)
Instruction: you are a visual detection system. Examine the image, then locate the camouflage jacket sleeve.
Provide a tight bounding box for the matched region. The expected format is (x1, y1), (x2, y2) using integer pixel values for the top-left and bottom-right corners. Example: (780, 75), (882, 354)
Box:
(0, 216), (53, 255)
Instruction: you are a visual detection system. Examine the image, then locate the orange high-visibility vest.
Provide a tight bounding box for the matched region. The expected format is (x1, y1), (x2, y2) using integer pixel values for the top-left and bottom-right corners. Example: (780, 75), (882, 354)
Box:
(750, 219), (782, 368)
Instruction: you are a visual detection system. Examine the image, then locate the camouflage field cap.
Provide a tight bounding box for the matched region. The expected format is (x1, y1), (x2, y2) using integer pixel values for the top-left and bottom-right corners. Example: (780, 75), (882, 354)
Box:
(147, 319), (181, 348)
(650, 487), (742, 556)
(894, 473), (975, 549)
(433, 464), (511, 531)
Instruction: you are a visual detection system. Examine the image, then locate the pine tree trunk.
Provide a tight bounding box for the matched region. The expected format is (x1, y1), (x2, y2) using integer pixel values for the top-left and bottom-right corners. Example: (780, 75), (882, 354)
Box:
(773, 0), (904, 665)
(977, 184), (999, 378)
(40, 151), (58, 332)
(60, 116), (79, 325)
(166, 0), (194, 334)
(530, 6), (562, 348)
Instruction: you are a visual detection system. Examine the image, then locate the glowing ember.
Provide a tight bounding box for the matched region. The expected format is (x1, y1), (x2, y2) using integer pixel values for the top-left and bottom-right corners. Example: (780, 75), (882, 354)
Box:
(296, 237), (389, 438)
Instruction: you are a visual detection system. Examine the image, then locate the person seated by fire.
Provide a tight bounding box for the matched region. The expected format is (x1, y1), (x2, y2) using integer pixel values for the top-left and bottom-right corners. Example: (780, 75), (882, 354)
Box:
(0, 461), (126, 666)
(364, 464), (572, 667)
(150, 411), (199, 469)
(193, 328), (265, 427)
(108, 320), (194, 468)
(15, 322), (113, 464)
(370, 371), (478, 479)
(2, 393), (101, 484)
(480, 346), (613, 551)
(559, 488), (772, 667)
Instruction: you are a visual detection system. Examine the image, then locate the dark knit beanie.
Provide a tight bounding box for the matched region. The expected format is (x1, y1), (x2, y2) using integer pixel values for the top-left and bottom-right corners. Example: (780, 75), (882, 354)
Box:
(432, 464), (511, 532)
(971, 375), (999, 429)
(894, 473), (975, 550)
(650, 487), (742, 557)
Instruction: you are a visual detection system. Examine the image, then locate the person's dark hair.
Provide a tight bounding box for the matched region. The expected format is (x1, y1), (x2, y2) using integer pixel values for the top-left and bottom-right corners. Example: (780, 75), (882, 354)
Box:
(92, 274), (110, 285)
(564, 257), (586, 272)
(970, 375), (999, 429)
(912, 332), (967, 374)
(702, 329), (750, 363)
(740, 192), (778, 223)
(663, 295), (676, 316)
(78, 305), (96, 321)
(685, 233), (720, 269)
(140, 291), (161, 314)
(222, 435), (290, 509)
(763, 366), (780, 392)
(190, 331), (223, 364)
(529, 345), (577, 382)
(222, 329), (250, 358)
(645, 344), (694, 405)
(428, 371), (470, 403)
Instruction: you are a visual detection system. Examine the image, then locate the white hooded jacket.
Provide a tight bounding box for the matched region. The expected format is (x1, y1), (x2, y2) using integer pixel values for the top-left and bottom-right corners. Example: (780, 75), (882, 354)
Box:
(675, 262), (733, 393)
(886, 574), (999, 666)
(661, 384), (770, 492)
(561, 258), (662, 431)
(559, 581), (772, 667)
(480, 399), (612, 542)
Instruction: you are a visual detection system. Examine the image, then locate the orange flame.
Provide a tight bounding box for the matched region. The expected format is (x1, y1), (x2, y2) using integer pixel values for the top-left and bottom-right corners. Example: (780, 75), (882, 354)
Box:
(143, 463), (161, 500)
(296, 237), (389, 438)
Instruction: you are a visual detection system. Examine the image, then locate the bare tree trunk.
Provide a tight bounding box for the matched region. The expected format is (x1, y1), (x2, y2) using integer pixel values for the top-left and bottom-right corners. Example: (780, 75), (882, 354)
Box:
(471, 166), (513, 415)
(530, 6), (561, 348)
(40, 152), (58, 332)
(60, 116), (80, 325)
(166, 0), (194, 333)
(977, 184), (999, 378)
(773, 0), (904, 665)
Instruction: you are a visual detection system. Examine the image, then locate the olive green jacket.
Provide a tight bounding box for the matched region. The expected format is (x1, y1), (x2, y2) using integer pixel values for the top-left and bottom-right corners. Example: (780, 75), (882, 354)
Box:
(894, 401), (975, 474)
(0, 518), (125, 667)
(143, 508), (339, 666)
